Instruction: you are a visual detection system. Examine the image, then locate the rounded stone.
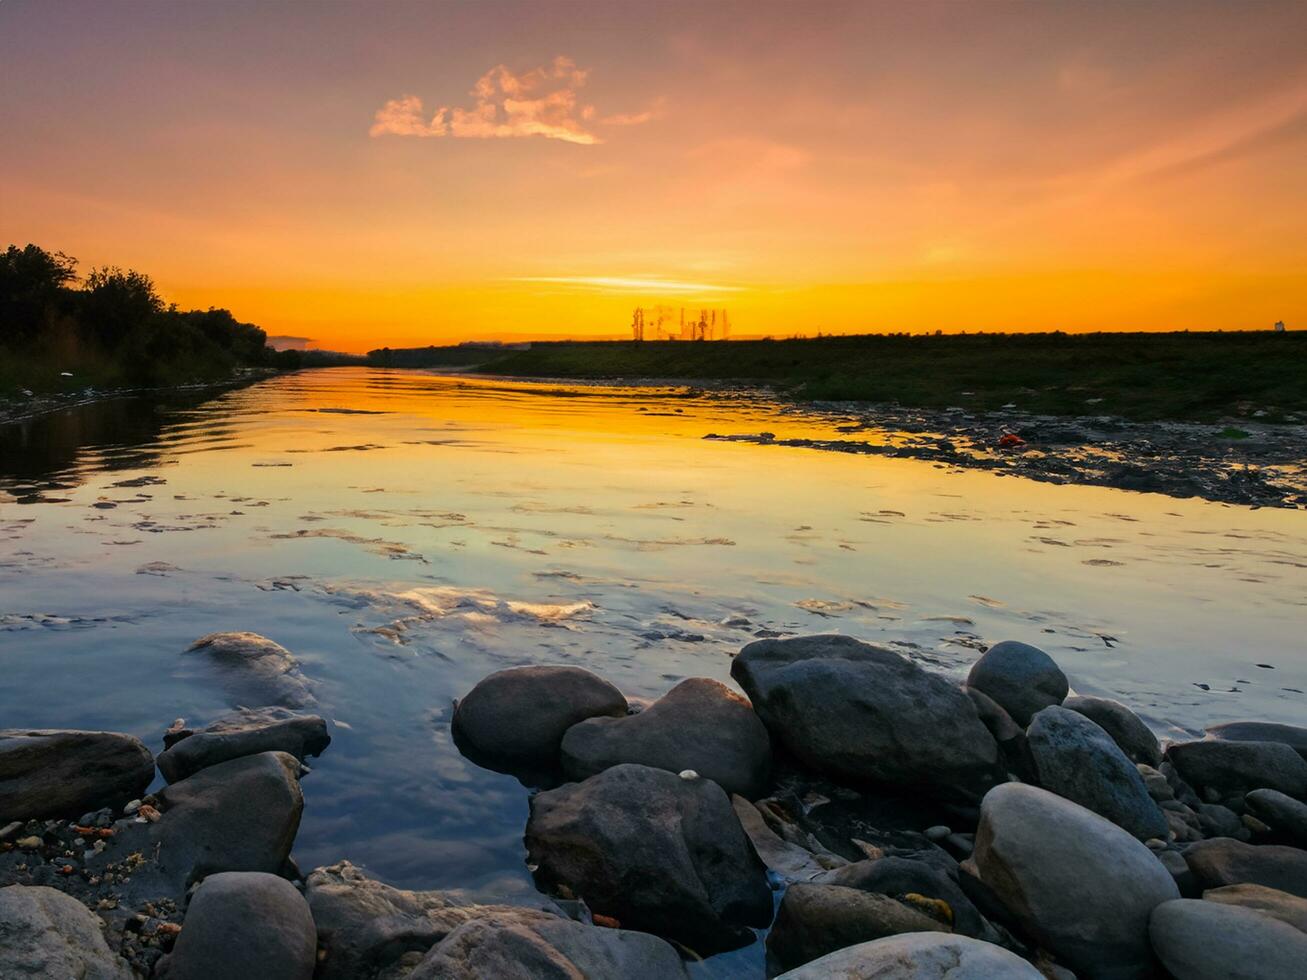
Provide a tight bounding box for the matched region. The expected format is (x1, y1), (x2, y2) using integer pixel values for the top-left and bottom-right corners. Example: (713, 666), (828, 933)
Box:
(775, 932), (1045, 979)
(966, 640), (1068, 726)
(1150, 898), (1307, 980)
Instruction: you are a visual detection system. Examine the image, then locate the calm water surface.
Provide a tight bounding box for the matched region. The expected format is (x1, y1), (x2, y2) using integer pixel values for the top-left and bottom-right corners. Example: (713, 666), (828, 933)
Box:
(2, 368), (1304, 970)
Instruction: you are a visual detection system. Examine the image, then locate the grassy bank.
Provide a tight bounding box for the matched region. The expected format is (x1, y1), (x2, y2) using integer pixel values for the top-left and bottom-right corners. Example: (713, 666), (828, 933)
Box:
(478, 332), (1307, 422)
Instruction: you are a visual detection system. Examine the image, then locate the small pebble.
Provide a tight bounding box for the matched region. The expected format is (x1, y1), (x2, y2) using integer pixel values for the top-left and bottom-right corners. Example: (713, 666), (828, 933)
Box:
(16, 836), (42, 849)
(678, 770), (699, 780)
(924, 825), (952, 842)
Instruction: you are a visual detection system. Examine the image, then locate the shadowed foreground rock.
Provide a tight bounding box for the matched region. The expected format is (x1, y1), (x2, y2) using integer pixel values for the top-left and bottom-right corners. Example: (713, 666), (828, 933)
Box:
(1182, 837), (1307, 898)
(1062, 695), (1162, 767)
(183, 632), (316, 708)
(817, 856), (996, 941)
(0, 729), (155, 821)
(1166, 738), (1307, 799)
(1149, 898), (1307, 980)
(775, 933), (1044, 979)
(0, 884), (134, 980)
(158, 707), (330, 783)
(1245, 788), (1307, 846)
(561, 677), (771, 797)
(731, 634), (1001, 800)
(525, 763), (772, 953)
(156, 872), (315, 980)
(1202, 883), (1307, 932)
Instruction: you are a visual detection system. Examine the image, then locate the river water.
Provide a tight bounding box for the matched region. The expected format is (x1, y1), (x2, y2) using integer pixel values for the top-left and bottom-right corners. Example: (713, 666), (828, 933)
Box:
(1, 368), (1304, 970)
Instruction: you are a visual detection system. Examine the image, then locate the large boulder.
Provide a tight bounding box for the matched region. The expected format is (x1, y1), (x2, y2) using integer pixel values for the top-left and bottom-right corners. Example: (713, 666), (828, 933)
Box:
(1166, 739), (1307, 799)
(408, 911), (690, 979)
(968, 783), (1179, 979)
(965, 640), (1067, 727)
(156, 872), (316, 980)
(818, 856), (995, 941)
(1208, 721), (1307, 760)
(1149, 898), (1307, 979)
(0, 729), (155, 821)
(452, 665), (626, 768)
(1062, 696), (1161, 767)
(560, 677), (770, 797)
(0, 885), (134, 980)
(1245, 788), (1307, 845)
(158, 707), (330, 783)
(1203, 884), (1307, 933)
(730, 634), (1001, 801)
(1026, 706), (1167, 840)
(1182, 838), (1307, 898)
(767, 882), (949, 972)
(775, 933), (1044, 979)
(524, 763), (772, 953)
(183, 632), (316, 708)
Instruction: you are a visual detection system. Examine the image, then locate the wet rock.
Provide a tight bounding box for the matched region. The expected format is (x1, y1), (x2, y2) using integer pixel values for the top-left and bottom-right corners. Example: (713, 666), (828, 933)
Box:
(1183, 838), (1307, 897)
(965, 640), (1067, 727)
(1208, 721), (1307, 760)
(817, 856), (997, 941)
(1149, 897), (1307, 979)
(1245, 788), (1307, 845)
(158, 707), (330, 783)
(731, 795), (846, 881)
(731, 634), (1001, 801)
(155, 872), (315, 980)
(767, 882), (949, 973)
(969, 782), (1179, 979)
(1203, 883), (1307, 933)
(0, 729), (155, 821)
(775, 932), (1044, 979)
(525, 763), (772, 953)
(0, 884), (134, 979)
(1026, 706), (1167, 840)
(183, 632), (316, 709)
(452, 665), (626, 767)
(560, 677), (770, 798)
(1062, 696), (1161, 767)
(305, 861), (564, 980)
(408, 912), (690, 979)
(1166, 739), (1307, 799)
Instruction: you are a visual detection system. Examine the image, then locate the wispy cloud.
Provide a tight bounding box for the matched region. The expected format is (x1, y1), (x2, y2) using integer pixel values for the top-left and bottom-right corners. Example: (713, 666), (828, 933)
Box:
(370, 56), (656, 145)
(512, 275), (742, 294)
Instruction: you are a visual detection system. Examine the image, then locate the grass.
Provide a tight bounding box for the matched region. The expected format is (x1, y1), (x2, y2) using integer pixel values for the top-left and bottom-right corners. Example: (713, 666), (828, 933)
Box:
(475, 331), (1307, 423)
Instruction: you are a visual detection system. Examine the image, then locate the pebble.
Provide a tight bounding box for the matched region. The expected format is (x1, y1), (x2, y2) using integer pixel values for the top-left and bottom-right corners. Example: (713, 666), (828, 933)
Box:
(16, 836), (42, 849)
(924, 825), (951, 842)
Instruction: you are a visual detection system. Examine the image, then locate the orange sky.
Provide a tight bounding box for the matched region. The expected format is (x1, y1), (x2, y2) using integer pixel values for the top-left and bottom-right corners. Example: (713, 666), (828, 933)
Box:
(2, 1), (1305, 352)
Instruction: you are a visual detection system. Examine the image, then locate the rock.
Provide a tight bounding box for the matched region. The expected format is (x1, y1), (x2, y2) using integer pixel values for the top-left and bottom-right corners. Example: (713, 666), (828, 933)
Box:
(1195, 802), (1243, 838)
(155, 872), (316, 980)
(1063, 696), (1162, 767)
(1208, 721), (1307, 760)
(965, 640), (1067, 726)
(452, 665), (626, 768)
(1026, 706), (1167, 840)
(524, 763), (772, 953)
(158, 707), (330, 783)
(0, 729), (155, 821)
(0, 884), (134, 980)
(732, 795), (846, 881)
(184, 632), (316, 708)
(969, 782), (1179, 979)
(1245, 788), (1307, 845)
(817, 856), (996, 941)
(305, 861), (565, 980)
(1167, 739), (1307, 799)
(560, 677), (771, 798)
(1183, 838), (1307, 897)
(1149, 898), (1307, 979)
(1137, 764), (1174, 802)
(408, 912), (690, 979)
(775, 933), (1044, 979)
(767, 882), (949, 972)
(1204, 883), (1307, 933)
(964, 687), (1023, 743)
(731, 634), (1001, 801)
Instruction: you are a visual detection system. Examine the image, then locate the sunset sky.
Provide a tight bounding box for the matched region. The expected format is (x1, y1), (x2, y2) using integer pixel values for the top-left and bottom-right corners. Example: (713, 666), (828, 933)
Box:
(2, 0), (1305, 351)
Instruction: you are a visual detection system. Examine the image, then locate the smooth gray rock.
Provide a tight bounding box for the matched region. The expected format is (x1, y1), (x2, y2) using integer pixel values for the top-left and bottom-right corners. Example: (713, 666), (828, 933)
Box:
(1183, 838), (1307, 897)
(156, 872), (316, 980)
(776, 933), (1044, 979)
(452, 665), (626, 767)
(969, 783), (1179, 979)
(767, 882), (949, 973)
(731, 634), (1001, 801)
(409, 911), (690, 979)
(818, 856), (995, 941)
(158, 707), (330, 783)
(965, 640), (1068, 726)
(1203, 884), (1307, 933)
(1167, 739), (1307, 799)
(561, 677), (771, 798)
(1245, 788), (1307, 845)
(1063, 696), (1162, 767)
(0, 729), (155, 821)
(1026, 706), (1167, 840)
(0, 885), (134, 980)
(1208, 721), (1307, 760)
(1149, 898), (1307, 979)
(525, 763), (772, 953)
(183, 632), (316, 708)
